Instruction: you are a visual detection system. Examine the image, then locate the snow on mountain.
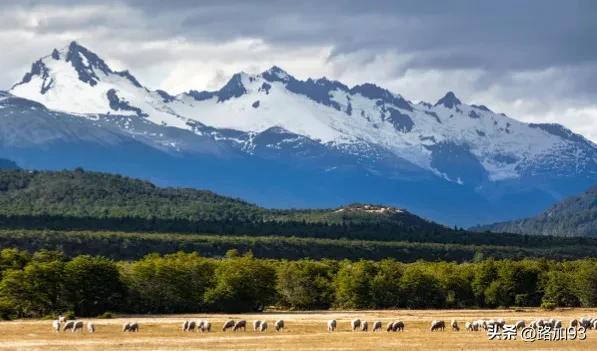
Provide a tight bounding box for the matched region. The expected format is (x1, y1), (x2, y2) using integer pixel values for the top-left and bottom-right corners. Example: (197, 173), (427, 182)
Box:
(10, 42), (192, 130)
(8, 42), (597, 185)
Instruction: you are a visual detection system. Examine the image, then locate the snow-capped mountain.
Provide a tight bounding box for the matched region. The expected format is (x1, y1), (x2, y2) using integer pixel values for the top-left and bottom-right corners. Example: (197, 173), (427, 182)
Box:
(3, 42), (596, 226)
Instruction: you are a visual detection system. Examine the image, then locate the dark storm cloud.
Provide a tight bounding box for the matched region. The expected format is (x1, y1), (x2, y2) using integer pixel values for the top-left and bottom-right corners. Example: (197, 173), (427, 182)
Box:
(16, 0), (596, 71)
(118, 0), (597, 71)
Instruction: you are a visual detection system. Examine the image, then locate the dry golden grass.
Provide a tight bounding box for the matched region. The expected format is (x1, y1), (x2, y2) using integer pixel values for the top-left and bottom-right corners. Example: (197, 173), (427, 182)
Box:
(0, 309), (596, 351)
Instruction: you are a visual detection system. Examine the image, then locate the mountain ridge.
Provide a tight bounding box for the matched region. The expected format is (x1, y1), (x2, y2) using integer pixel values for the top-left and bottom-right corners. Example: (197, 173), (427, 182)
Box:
(1, 41), (596, 227)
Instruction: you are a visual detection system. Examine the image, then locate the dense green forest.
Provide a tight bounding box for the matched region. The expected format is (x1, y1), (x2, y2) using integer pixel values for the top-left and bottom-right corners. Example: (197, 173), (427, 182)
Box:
(1, 229), (597, 262)
(473, 185), (596, 237)
(0, 248), (595, 319)
(0, 169), (595, 250)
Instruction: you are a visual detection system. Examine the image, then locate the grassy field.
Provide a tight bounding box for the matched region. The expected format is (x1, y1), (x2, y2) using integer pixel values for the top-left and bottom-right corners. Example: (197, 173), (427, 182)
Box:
(0, 309), (595, 351)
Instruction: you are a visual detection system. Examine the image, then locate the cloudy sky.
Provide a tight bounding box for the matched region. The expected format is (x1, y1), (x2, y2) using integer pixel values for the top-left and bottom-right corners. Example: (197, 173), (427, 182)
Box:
(1, 0), (596, 141)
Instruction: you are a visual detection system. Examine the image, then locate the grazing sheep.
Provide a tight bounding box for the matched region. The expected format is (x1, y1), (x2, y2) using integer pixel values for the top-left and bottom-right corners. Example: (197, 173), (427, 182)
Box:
(182, 320), (189, 332)
(351, 319), (361, 331)
(361, 321), (368, 332)
(274, 320), (284, 332)
(87, 322), (95, 333)
(123, 322), (139, 332)
(260, 321), (268, 332)
(392, 321), (404, 332)
(222, 320), (235, 331)
(570, 319), (578, 328)
(327, 319), (337, 332)
(202, 321), (212, 332)
(52, 320), (61, 332)
(72, 321), (84, 332)
(130, 322), (139, 332)
(496, 319), (506, 329)
(233, 320), (247, 332)
(58, 315), (67, 324)
(372, 321), (382, 332)
(554, 320), (562, 328)
(63, 320), (76, 332)
(515, 320), (525, 330)
(187, 320), (196, 332)
(430, 320), (445, 331)
(253, 320), (262, 331)
(386, 321), (394, 332)
(579, 317), (591, 329)
(467, 321), (480, 331)
(451, 320), (459, 331)
(592, 320), (597, 330)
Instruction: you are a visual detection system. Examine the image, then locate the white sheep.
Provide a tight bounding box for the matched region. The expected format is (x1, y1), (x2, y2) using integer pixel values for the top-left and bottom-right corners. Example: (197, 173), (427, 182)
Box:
(253, 320), (262, 331)
(274, 320), (284, 332)
(87, 322), (95, 333)
(233, 320), (246, 331)
(201, 321), (211, 332)
(372, 321), (382, 331)
(58, 315), (67, 324)
(260, 320), (268, 332)
(129, 322), (139, 332)
(73, 321), (84, 332)
(450, 320), (459, 331)
(62, 320), (75, 332)
(392, 320), (404, 332)
(327, 319), (336, 332)
(430, 320), (445, 331)
(182, 320), (189, 332)
(222, 319), (235, 331)
(351, 319), (361, 331)
(123, 321), (139, 332)
(52, 320), (61, 332)
(187, 320), (196, 332)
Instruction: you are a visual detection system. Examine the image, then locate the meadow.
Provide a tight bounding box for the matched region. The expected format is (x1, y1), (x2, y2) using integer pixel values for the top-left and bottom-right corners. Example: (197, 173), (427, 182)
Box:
(0, 309), (595, 351)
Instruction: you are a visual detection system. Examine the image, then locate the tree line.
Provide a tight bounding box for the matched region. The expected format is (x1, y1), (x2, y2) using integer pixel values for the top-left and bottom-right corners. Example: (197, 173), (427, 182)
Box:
(0, 248), (595, 319)
(2, 229), (597, 262)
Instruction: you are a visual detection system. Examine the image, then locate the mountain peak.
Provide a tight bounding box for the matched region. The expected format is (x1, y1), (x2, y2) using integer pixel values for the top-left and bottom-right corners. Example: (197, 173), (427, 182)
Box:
(262, 65), (292, 82)
(434, 91), (462, 108)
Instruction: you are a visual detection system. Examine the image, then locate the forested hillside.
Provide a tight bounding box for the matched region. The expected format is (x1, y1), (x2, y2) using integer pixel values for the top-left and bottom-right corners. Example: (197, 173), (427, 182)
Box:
(473, 185), (596, 237)
(0, 168), (458, 243)
(1, 169), (596, 251)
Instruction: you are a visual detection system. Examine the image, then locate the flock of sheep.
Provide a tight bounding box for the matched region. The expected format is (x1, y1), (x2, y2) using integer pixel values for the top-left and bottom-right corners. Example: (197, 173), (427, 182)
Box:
(459, 316), (597, 332)
(50, 315), (597, 334)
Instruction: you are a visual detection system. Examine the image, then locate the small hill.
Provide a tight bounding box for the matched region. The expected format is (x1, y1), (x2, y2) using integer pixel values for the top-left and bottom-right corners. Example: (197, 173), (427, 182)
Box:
(472, 185), (596, 236)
